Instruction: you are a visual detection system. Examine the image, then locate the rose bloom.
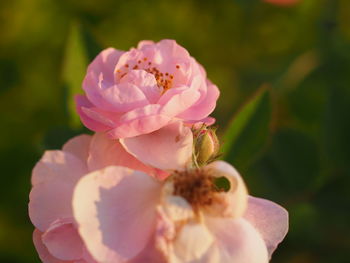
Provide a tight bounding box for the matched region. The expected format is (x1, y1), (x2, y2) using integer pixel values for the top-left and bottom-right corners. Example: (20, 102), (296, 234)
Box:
(73, 161), (288, 263)
(76, 39), (219, 139)
(29, 126), (193, 263)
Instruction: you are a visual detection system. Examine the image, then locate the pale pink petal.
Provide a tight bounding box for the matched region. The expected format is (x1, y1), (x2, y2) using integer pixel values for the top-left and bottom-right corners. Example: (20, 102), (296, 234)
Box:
(42, 219), (83, 261)
(171, 222), (214, 263)
(86, 47), (124, 84)
(29, 151), (87, 231)
(33, 229), (66, 263)
(100, 82), (149, 112)
(75, 95), (114, 132)
(137, 40), (155, 49)
(178, 81), (219, 121)
(73, 166), (161, 262)
(206, 218), (269, 263)
(120, 121), (193, 170)
(156, 39), (190, 61)
(243, 196), (289, 258)
(85, 70), (149, 112)
(62, 134), (92, 163)
(108, 104), (171, 138)
(205, 161), (248, 218)
(87, 132), (160, 177)
(119, 70), (161, 103)
(158, 77), (201, 117)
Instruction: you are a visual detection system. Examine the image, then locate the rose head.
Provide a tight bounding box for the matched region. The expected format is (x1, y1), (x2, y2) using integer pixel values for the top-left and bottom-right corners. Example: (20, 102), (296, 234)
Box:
(73, 161), (288, 263)
(29, 132), (183, 263)
(76, 39), (219, 139)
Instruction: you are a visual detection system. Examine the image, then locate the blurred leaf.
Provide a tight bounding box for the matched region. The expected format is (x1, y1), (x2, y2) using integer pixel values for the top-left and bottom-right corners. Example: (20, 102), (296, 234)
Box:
(62, 22), (89, 129)
(222, 87), (271, 170)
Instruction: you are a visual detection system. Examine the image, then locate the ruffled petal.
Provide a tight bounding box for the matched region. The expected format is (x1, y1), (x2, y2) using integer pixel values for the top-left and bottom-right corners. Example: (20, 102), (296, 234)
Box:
(206, 217), (269, 263)
(205, 161), (248, 218)
(85, 47), (124, 85)
(108, 104), (171, 138)
(29, 151), (87, 230)
(87, 132), (161, 178)
(171, 222), (214, 263)
(159, 77), (201, 118)
(75, 95), (116, 132)
(62, 134), (92, 164)
(119, 70), (161, 103)
(178, 80), (219, 122)
(243, 196), (289, 258)
(33, 229), (66, 263)
(73, 166), (161, 262)
(42, 218), (83, 261)
(120, 121), (193, 170)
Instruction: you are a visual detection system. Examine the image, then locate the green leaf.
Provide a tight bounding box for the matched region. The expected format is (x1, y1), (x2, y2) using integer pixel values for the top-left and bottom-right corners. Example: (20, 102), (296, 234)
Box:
(62, 22), (89, 129)
(221, 87), (271, 170)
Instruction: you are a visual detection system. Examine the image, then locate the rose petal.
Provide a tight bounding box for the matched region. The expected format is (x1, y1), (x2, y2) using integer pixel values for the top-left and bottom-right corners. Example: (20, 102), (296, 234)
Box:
(171, 222), (214, 262)
(42, 219), (84, 261)
(178, 80), (219, 121)
(73, 166), (161, 262)
(243, 196), (289, 258)
(75, 95), (115, 132)
(87, 132), (159, 177)
(120, 121), (193, 170)
(85, 47), (124, 85)
(206, 217), (269, 263)
(29, 151), (87, 230)
(119, 70), (161, 103)
(62, 134), (92, 164)
(159, 77), (201, 118)
(33, 229), (65, 263)
(108, 104), (171, 138)
(205, 161), (248, 218)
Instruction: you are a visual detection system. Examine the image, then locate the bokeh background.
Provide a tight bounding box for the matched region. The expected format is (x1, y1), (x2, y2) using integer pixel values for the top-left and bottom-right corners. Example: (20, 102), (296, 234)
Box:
(1, 0), (350, 262)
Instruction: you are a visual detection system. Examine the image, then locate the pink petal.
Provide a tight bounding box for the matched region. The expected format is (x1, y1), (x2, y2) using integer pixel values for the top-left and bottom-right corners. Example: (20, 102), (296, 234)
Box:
(120, 121), (193, 171)
(87, 132), (161, 178)
(84, 71), (149, 112)
(86, 47), (124, 85)
(75, 95), (114, 132)
(158, 78), (201, 118)
(108, 104), (171, 138)
(206, 218), (269, 263)
(100, 82), (149, 112)
(137, 40), (155, 49)
(171, 222), (214, 262)
(42, 219), (84, 261)
(156, 39), (190, 60)
(243, 196), (289, 258)
(205, 161), (248, 218)
(29, 151), (87, 231)
(62, 134), (92, 164)
(73, 166), (161, 262)
(178, 80), (219, 121)
(33, 229), (65, 263)
(119, 70), (161, 104)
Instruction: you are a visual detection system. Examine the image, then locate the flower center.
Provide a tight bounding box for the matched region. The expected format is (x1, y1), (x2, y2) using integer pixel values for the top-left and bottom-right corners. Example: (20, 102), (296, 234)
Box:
(172, 169), (226, 212)
(116, 58), (181, 94)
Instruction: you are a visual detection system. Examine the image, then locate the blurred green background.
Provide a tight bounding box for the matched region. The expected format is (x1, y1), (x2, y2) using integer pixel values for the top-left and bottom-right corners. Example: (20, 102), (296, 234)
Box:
(1, 0), (350, 262)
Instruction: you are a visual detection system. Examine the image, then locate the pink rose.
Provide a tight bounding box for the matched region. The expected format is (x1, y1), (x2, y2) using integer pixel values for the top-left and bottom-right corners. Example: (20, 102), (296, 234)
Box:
(29, 130), (191, 262)
(73, 161), (288, 262)
(76, 39), (220, 139)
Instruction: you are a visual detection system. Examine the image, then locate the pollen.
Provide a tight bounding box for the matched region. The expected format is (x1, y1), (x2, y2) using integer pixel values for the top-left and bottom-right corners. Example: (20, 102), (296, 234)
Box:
(172, 169), (223, 212)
